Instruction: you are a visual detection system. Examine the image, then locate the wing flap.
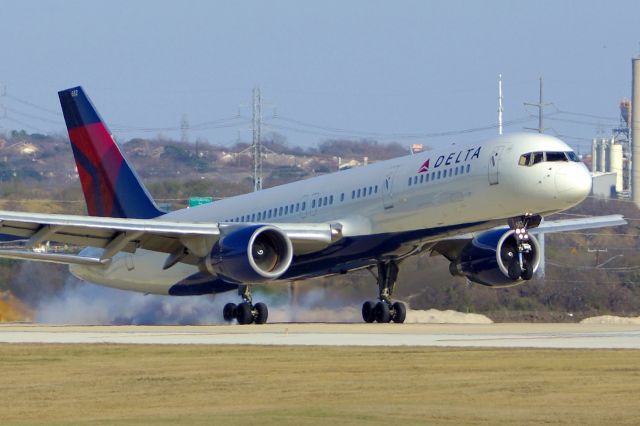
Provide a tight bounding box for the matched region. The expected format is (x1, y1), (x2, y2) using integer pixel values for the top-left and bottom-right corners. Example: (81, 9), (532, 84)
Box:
(0, 250), (107, 266)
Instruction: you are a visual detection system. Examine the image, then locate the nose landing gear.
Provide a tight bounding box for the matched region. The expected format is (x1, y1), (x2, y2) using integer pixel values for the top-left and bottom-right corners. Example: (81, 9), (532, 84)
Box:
(362, 260), (407, 323)
(507, 215), (540, 281)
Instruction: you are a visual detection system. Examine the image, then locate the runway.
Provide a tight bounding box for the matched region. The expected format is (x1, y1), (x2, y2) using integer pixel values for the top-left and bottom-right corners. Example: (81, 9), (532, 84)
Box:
(2, 323), (640, 348)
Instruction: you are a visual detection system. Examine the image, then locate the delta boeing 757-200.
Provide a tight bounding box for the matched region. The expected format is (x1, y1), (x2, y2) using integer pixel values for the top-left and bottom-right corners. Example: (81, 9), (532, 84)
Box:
(0, 87), (625, 324)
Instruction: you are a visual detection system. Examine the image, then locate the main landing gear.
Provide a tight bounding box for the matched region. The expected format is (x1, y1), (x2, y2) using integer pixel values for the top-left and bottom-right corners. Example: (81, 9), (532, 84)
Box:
(362, 260), (407, 324)
(223, 285), (268, 325)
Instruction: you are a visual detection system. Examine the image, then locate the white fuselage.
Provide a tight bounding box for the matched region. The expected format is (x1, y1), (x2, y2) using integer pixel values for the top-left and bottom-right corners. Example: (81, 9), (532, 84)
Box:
(70, 133), (592, 294)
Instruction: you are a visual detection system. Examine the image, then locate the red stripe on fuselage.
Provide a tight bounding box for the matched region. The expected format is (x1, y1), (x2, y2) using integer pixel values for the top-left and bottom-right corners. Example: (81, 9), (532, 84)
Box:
(68, 123), (124, 216)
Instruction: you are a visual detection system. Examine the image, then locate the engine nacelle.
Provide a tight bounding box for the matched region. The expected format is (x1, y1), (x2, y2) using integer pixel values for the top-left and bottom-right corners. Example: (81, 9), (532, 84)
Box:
(449, 228), (541, 287)
(204, 225), (293, 283)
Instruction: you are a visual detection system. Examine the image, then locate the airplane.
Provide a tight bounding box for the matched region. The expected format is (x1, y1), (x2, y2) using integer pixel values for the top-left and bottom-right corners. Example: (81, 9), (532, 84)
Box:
(0, 87), (625, 324)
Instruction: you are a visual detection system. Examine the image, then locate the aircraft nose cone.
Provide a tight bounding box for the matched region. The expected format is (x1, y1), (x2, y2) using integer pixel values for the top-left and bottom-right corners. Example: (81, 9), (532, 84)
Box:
(555, 164), (591, 203)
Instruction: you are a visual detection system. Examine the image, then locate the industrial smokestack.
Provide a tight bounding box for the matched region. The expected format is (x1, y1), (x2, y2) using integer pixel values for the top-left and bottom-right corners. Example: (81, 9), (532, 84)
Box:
(632, 58), (640, 206)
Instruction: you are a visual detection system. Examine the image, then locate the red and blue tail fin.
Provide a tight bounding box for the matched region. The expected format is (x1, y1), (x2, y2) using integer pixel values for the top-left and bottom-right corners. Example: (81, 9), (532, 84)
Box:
(58, 87), (164, 219)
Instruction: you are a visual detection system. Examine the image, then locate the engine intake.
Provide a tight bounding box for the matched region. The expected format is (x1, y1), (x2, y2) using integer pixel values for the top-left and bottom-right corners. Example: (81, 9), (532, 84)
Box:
(204, 225), (293, 283)
(450, 228), (541, 287)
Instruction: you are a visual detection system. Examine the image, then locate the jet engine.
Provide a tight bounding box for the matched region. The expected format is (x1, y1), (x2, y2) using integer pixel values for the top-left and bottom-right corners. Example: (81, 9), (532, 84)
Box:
(204, 225), (293, 283)
(449, 228), (541, 287)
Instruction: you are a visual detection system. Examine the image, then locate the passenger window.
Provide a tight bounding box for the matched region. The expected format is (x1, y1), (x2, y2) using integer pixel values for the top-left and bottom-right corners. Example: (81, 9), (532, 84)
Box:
(329, 195), (334, 204)
(437, 171), (441, 179)
(466, 164), (471, 173)
(374, 185), (378, 193)
(455, 168), (458, 176)
(413, 176), (418, 185)
(323, 196), (328, 205)
(295, 203), (300, 212)
(251, 214), (256, 221)
(425, 173), (429, 182)
(302, 202), (306, 210)
(312, 200), (316, 208)
(352, 190), (356, 199)
(368, 187), (372, 195)
(362, 187), (366, 196)
(357, 189), (361, 198)
(279, 207), (283, 216)
(408, 178), (412, 186)
(340, 193), (345, 202)
(419, 175), (424, 183)
(284, 206), (288, 215)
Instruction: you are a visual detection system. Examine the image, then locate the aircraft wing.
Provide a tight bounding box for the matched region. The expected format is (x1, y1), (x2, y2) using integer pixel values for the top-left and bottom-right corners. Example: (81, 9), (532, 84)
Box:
(430, 214), (627, 261)
(0, 210), (340, 265)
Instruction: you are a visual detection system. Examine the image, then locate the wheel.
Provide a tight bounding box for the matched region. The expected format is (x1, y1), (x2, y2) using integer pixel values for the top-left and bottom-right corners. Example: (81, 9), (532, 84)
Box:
(362, 301), (376, 323)
(374, 301), (391, 323)
(223, 303), (237, 322)
(521, 261), (534, 280)
(391, 301), (406, 323)
(254, 302), (268, 325)
(507, 261), (522, 280)
(236, 302), (254, 325)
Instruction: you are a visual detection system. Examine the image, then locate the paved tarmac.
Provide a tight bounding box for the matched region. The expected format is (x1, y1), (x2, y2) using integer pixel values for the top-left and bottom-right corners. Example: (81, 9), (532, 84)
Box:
(1, 323), (640, 348)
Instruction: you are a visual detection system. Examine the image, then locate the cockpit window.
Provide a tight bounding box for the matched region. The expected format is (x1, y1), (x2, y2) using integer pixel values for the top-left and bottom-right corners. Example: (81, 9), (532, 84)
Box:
(546, 151), (568, 162)
(532, 152), (544, 165)
(518, 151), (580, 166)
(566, 151), (580, 162)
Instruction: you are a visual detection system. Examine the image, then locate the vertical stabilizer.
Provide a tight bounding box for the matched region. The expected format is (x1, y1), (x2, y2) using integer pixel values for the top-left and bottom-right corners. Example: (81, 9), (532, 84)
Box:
(58, 87), (164, 219)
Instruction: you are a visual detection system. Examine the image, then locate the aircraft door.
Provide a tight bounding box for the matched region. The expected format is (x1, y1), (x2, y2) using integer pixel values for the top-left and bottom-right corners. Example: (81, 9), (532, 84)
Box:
(488, 146), (504, 185)
(310, 192), (320, 216)
(382, 166), (399, 210)
(300, 195), (309, 218)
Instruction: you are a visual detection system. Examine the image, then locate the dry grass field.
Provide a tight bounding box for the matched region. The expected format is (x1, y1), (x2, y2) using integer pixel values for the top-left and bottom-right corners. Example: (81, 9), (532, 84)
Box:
(1, 345), (640, 425)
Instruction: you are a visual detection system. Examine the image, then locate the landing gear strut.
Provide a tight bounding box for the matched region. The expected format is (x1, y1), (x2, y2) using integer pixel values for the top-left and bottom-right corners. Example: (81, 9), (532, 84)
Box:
(362, 261), (407, 324)
(507, 215), (540, 281)
(223, 285), (269, 325)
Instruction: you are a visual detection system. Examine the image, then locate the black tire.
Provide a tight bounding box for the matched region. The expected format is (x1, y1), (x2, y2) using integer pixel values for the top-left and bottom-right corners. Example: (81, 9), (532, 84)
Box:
(236, 302), (254, 325)
(254, 302), (269, 325)
(392, 301), (407, 323)
(223, 303), (237, 322)
(521, 261), (534, 280)
(507, 261), (522, 281)
(374, 301), (391, 323)
(362, 301), (376, 323)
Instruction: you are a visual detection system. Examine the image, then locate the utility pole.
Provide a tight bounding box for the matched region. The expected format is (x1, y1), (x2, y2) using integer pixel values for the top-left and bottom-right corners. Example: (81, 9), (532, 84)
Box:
(524, 77), (551, 133)
(252, 86), (263, 192)
(498, 74), (503, 135)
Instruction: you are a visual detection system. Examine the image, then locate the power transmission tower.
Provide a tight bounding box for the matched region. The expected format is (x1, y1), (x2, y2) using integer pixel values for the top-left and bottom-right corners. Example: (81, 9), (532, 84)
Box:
(524, 77), (551, 133)
(180, 114), (189, 144)
(252, 86), (263, 191)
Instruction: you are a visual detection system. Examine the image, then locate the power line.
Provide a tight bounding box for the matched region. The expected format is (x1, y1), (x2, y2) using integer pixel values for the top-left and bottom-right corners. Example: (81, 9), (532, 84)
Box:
(265, 115), (534, 140)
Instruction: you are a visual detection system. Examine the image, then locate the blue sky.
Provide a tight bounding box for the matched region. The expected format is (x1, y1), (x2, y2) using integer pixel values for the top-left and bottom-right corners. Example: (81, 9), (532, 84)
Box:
(0, 0), (638, 152)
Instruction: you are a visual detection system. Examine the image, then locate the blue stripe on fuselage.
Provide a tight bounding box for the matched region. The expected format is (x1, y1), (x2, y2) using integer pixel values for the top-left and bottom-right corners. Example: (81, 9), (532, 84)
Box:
(167, 219), (500, 296)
